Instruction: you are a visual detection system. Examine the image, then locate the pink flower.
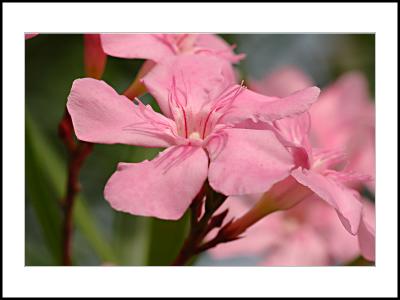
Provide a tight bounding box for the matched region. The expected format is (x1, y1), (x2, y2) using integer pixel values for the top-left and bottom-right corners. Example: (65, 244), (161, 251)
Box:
(100, 33), (245, 64)
(208, 67), (375, 263)
(217, 112), (368, 236)
(210, 195), (361, 266)
(255, 67), (376, 260)
(206, 113), (375, 263)
(67, 55), (320, 220)
(310, 72), (375, 192)
(250, 67), (376, 192)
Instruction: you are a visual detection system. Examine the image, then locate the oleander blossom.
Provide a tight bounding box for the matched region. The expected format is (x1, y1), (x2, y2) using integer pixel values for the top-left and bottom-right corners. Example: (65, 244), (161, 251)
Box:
(101, 33), (245, 64)
(67, 55), (320, 220)
(250, 66), (376, 192)
(215, 110), (371, 235)
(250, 67), (376, 260)
(208, 111), (375, 263)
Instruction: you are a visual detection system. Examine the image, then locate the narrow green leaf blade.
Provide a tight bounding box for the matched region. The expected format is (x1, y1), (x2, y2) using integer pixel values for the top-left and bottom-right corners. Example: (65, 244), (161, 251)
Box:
(146, 214), (190, 266)
(26, 120), (63, 264)
(26, 113), (116, 263)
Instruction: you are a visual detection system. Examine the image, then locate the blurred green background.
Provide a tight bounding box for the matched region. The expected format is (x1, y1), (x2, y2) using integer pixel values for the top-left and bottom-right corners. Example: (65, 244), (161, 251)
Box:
(25, 34), (374, 266)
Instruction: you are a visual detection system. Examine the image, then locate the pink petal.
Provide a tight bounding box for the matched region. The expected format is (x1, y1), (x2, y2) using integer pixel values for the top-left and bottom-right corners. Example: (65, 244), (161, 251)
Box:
(291, 168), (363, 235)
(262, 227), (330, 266)
(25, 33), (39, 40)
(271, 112), (313, 168)
(207, 128), (294, 195)
(249, 66), (314, 97)
(310, 72), (375, 190)
(84, 34), (107, 79)
(209, 195), (288, 259)
(293, 198), (359, 264)
(272, 112), (311, 148)
(194, 34), (245, 63)
(100, 34), (174, 63)
(358, 200), (375, 261)
(142, 54), (235, 117)
(311, 72), (373, 142)
(104, 145), (209, 220)
(221, 86), (320, 125)
(67, 78), (177, 147)
(347, 140), (375, 192)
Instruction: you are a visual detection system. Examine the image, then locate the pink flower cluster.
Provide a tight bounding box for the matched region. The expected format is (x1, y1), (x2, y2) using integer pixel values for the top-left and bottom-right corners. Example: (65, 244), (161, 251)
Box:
(210, 67), (375, 264)
(65, 34), (375, 265)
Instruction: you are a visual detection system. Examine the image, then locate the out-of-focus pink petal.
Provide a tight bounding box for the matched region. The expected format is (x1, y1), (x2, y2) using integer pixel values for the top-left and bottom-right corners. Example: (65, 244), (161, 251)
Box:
(211, 194), (360, 265)
(207, 128), (294, 195)
(100, 34), (174, 63)
(249, 66), (314, 97)
(322, 169), (372, 188)
(104, 145), (208, 220)
(209, 195), (288, 258)
(84, 34), (107, 79)
(262, 227), (330, 266)
(222, 86), (320, 125)
(346, 138), (376, 192)
(291, 168), (363, 235)
(311, 72), (372, 142)
(67, 78), (177, 147)
(292, 198), (359, 264)
(311, 148), (348, 172)
(310, 72), (375, 190)
(25, 33), (39, 40)
(142, 55), (235, 117)
(358, 200), (376, 261)
(194, 34), (245, 63)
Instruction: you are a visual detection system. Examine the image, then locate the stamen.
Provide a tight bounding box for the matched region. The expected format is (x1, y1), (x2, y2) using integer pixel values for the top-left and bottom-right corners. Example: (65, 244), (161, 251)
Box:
(189, 131), (201, 140)
(312, 148), (348, 171)
(181, 106), (188, 138)
(121, 97), (177, 141)
(324, 169), (372, 184)
(201, 82), (246, 138)
(176, 34), (189, 46)
(169, 76), (189, 138)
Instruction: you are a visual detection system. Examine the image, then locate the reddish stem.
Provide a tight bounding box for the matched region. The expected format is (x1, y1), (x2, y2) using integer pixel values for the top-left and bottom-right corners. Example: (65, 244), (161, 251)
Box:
(59, 111), (93, 265)
(171, 183), (229, 266)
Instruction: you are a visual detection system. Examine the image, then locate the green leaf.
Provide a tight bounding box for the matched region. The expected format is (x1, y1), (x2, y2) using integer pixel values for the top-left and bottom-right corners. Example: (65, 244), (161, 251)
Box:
(346, 255), (374, 266)
(73, 196), (116, 263)
(25, 113), (116, 264)
(112, 213), (151, 265)
(146, 213), (190, 266)
(26, 120), (63, 264)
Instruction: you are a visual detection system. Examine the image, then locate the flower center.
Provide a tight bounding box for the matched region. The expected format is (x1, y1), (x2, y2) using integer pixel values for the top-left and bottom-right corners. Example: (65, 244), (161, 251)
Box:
(167, 78), (247, 145)
(189, 131), (201, 140)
